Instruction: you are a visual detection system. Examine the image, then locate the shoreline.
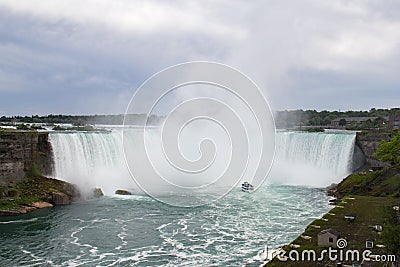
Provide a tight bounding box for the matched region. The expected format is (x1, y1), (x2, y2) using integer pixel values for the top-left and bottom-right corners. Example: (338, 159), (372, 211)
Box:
(264, 167), (400, 266)
(0, 176), (80, 217)
(0, 201), (53, 216)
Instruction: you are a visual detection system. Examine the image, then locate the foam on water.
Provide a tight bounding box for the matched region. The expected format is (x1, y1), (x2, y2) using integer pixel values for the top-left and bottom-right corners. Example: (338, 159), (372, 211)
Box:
(0, 185), (330, 266)
(0, 218), (38, 224)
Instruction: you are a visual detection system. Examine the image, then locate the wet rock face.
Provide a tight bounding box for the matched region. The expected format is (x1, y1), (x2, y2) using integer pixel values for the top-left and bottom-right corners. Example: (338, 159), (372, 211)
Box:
(115, 189), (132, 195)
(50, 184), (81, 205)
(0, 131), (53, 185)
(356, 132), (392, 169)
(51, 192), (71, 205)
(62, 183), (81, 200)
(93, 188), (104, 198)
(352, 144), (366, 172)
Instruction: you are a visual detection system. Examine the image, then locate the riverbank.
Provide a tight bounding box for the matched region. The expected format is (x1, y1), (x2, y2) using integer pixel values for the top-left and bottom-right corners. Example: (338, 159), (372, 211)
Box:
(264, 166), (400, 266)
(0, 175), (80, 216)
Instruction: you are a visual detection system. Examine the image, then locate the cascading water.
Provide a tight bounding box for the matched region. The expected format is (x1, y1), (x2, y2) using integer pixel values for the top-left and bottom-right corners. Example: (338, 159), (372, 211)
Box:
(49, 130), (357, 194)
(269, 131), (357, 187)
(49, 131), (132, 195)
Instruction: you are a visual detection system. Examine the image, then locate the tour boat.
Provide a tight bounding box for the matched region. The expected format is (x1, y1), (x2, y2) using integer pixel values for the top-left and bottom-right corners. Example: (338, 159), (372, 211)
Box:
(241, 181), (254, 193)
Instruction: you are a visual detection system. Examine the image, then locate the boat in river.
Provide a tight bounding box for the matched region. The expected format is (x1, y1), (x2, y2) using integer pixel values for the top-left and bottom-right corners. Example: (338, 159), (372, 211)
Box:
(241, 182), (254, 193)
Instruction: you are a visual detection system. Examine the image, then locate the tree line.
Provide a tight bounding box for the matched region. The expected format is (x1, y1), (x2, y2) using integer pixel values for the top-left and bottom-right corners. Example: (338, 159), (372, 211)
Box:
(1, 108), (399, 128)
(0, 114), (163, 126)
(275, 108), (400, 129)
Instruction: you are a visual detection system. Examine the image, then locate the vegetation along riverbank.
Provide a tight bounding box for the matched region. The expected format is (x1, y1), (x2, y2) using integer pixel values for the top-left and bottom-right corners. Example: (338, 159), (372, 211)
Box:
(265, 130), (400, 266)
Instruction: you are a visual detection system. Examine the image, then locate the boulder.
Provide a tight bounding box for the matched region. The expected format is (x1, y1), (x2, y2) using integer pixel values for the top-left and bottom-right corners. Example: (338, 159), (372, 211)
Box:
(93, 188), (104, 197)
(115, 189), (132, 195)
(51, 192), (71, 205)
(31, 201), (53, 209)
(62, 183), (81, 201)
(21, 206), (37, 213)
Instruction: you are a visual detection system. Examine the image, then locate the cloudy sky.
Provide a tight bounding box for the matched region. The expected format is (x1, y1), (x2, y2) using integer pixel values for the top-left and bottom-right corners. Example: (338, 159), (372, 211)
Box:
(0, 0), (399, 115)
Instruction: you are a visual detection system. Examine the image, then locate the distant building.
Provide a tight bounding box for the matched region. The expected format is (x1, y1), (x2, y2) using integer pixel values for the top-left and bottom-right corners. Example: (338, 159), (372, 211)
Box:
(389, 113), (400, 130)
(331, 117), (378, 127)
(318, 229), (341, 247)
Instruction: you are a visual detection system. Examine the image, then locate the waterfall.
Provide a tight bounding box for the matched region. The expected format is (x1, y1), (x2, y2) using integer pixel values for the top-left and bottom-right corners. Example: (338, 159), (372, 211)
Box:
(49, 131), (133, 195)
(270, 131), (357, 187)
(49, 130), (357, 193)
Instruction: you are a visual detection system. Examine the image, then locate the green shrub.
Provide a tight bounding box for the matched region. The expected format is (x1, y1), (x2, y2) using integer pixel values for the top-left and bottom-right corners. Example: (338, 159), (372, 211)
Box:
(16, 124), (30, 130)
(52, 125), (67, 131)
(375, 132), (400, 165)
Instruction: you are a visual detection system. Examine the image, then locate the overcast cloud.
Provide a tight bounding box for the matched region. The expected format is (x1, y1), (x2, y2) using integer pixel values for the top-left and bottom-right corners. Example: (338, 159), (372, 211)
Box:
(0, 0), (399, 115)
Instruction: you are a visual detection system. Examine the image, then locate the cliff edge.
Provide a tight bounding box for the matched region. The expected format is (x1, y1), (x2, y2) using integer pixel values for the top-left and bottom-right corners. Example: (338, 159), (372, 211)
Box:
(355, 131), (394, 169)
(0, 130), (52, 185)
(0, 129), (80, 216)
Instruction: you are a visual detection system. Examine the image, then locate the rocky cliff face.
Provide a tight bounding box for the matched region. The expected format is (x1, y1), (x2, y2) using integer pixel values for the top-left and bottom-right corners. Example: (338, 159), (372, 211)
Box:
(355, 132), (393, 169)
(351, 143), (366, 172)
(0, 131), (53, 186)
(0, 130), (82, 216)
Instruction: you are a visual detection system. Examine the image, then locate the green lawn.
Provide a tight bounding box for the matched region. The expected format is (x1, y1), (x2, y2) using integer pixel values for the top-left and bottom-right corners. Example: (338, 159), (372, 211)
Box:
(265, 196), (399, 266)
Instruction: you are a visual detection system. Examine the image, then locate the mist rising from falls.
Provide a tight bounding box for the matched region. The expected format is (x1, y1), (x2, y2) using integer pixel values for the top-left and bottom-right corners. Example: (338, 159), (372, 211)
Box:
(49, 130), (357, 194)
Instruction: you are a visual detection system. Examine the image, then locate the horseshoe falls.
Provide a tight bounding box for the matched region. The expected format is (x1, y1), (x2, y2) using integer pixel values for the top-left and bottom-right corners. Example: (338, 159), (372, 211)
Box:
(49, 130), (358, 192)
(0, 130), (359, 266)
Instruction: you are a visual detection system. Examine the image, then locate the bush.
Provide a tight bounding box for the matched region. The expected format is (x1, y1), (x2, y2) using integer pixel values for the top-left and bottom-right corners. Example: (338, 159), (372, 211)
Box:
(30, 163), (42, 177)
(30, 125), (45, 130)
(16, 124), (30, 130)
(375, 133), (400, 165)
(382, 207), (400, 255)
(52, 125), (67, 131)
(306, 127), (325, 132)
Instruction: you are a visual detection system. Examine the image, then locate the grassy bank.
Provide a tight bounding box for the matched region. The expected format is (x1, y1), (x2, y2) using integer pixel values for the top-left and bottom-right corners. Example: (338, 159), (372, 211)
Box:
(265, 196), (398, 266)
(265, 165), (400, 267)
(334, 167), (400, 198)
(0, 176), (79, 215)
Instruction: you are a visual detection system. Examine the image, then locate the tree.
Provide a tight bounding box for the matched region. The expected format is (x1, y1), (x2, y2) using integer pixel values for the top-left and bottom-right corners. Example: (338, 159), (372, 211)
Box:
(381, 207), (400, 255)
(375, 133), (400, 165)
(339, 118), (347, 126)
(381, 225), (400, 255)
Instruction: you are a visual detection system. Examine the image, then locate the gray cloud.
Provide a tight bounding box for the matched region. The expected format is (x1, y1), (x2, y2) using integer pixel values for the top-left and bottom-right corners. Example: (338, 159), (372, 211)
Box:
(0, 0), (399, 115)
